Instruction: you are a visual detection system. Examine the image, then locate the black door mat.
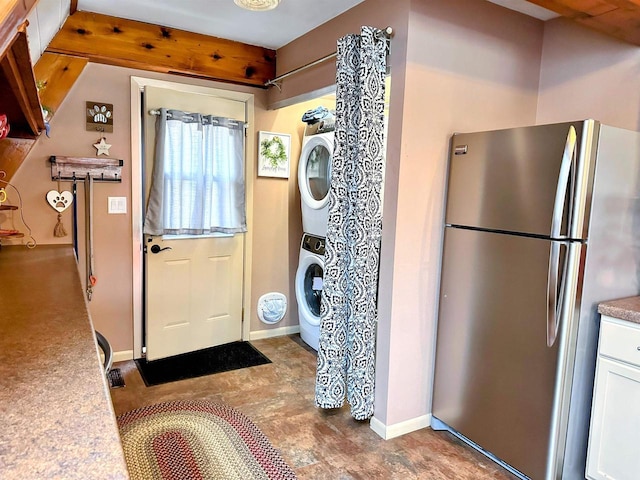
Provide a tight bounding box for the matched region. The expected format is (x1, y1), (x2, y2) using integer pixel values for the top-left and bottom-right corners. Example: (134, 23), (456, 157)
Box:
(135, 341), (271, 387)
(108, 368), (126, 388)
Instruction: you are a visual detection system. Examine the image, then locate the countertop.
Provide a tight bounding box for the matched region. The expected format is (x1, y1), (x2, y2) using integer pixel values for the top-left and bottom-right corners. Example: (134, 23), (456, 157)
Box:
(0, 245), (129, 479)
(598, 296), (640, 325)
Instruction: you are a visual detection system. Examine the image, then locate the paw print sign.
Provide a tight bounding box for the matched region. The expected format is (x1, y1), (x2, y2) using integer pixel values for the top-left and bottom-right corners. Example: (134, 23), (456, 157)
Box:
(86, 101), (113, 133)
(46, 190), (73, 213)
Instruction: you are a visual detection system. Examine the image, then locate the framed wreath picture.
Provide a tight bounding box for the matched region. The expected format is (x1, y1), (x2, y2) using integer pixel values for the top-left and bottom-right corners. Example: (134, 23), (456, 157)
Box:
(258, 131), (291, 178)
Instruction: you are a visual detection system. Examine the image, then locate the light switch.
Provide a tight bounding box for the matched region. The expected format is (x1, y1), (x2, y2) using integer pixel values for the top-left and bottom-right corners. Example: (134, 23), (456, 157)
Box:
(108, 196), (127, 214)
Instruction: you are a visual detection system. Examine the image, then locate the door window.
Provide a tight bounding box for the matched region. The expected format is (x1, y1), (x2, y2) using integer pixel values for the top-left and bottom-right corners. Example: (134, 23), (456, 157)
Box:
(144, 109), (246, 236)
(306, 145), (331, 201)
(304, 263), (324, 317)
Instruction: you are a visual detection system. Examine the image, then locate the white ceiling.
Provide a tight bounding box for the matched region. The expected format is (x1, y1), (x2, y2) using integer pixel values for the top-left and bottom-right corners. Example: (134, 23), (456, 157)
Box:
(26, 0), (558, 64)
(77, 0), (366, 50)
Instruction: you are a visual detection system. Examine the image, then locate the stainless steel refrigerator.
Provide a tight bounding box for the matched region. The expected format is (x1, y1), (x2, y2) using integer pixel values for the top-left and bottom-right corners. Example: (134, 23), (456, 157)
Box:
(431, 119), (640, 480)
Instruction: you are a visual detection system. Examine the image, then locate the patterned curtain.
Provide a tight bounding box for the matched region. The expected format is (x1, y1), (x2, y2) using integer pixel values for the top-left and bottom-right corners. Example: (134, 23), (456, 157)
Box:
(315, 26), (387, 420)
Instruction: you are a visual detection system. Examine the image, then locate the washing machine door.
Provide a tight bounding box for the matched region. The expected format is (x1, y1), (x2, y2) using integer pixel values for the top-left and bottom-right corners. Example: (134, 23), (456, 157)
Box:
(298, 135), (332, 210)
(295, 254), (324, 326)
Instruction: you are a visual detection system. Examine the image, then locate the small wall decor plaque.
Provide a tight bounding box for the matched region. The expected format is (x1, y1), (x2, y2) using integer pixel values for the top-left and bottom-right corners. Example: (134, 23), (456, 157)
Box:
(258, 131), (291, 178)
(93, 137), (112, 156)
(86, 102), (113, 132)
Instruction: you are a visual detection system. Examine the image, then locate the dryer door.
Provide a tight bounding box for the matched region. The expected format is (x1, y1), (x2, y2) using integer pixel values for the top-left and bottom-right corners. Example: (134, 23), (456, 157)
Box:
(295, 254), (324, 326)
(298, 135), (332, 210)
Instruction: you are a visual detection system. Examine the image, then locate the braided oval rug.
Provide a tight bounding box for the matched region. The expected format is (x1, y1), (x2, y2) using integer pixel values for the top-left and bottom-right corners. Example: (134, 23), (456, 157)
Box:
(117, 400), (297, 480)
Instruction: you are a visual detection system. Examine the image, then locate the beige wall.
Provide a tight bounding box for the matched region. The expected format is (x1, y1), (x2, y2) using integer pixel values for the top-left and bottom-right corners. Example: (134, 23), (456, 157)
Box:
(3, 61), (337, 352)
(267, 0), (545, 428)
(376, 0), (543, 427)
(268, 0), (411, 109)
(273, 1), (640, 430)
(376, 2), (640, 428)
(537, 17), (640, 131)
(2, 62), (302, 353)
(5, 63), (141, 353)
(251, 94), (335, 334)
(267, 0), (413, 427)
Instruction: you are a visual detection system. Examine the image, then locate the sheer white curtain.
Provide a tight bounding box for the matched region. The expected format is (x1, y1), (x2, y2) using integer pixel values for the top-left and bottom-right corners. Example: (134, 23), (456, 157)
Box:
(144, 108), (246, 235)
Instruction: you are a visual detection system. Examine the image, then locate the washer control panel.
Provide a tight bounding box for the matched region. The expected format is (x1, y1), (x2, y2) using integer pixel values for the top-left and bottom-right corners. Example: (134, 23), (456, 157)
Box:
(301, 233), (325, 256)
(303, 118), (335, 137)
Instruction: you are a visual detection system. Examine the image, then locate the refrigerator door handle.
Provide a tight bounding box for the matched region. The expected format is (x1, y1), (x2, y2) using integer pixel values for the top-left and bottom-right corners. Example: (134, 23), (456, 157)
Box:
(547, 242), (561, 347)
(548, 126), (577, 347)
(550, 126), (577, 239)
(547, 241), (569, 347)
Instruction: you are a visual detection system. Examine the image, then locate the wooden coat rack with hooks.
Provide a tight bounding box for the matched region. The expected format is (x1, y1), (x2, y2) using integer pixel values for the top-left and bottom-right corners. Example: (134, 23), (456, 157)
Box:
(49, 156), (123, 182)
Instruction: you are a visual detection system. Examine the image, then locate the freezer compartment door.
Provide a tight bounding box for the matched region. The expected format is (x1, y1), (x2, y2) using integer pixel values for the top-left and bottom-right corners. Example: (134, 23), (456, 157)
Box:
(446, 121), (590, 238)
(433, 227), (563, 479)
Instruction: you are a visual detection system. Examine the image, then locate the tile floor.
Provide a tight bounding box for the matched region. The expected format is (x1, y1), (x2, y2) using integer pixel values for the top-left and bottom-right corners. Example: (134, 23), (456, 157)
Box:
(110, 335), (518, 479)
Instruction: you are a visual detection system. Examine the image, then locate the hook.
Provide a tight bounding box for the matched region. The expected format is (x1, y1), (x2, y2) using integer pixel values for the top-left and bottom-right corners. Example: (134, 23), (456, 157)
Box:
(265, 79), (282, 92)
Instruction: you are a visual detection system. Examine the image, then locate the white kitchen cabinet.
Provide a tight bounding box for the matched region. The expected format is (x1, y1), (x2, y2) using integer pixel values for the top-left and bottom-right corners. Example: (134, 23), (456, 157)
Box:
(586, 315), (640, 480)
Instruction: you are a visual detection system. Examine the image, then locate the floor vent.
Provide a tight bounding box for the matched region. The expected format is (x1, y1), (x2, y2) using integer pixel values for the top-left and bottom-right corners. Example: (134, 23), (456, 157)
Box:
(108, 368), (126, 389)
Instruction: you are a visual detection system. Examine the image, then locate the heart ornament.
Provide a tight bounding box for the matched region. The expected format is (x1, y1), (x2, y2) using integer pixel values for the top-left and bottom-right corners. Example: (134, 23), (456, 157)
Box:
(46, 190), (73, 213)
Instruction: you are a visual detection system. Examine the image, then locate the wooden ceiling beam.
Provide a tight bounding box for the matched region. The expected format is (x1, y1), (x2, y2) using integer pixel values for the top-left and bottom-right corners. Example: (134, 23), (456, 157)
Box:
(526, 0), (618, 18)
(34, 53), (88, 115)
(46, 11), (276, 88)
(579, 6), (640, 44)
(526, 0), (640, 45)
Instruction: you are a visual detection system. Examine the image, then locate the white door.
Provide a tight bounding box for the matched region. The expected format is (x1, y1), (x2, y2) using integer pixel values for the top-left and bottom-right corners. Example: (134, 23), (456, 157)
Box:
(143, 85), (246, 361)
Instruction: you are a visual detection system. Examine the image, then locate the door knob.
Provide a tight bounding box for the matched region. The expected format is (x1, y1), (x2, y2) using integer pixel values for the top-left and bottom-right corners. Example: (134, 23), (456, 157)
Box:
(150, 244), (172, 254)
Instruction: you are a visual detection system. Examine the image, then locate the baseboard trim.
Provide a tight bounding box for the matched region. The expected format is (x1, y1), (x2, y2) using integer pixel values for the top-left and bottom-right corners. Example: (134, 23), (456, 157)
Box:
(370, 413), (432, 440)
(249, 325), (300, 341)
(113, 350), (134, 363)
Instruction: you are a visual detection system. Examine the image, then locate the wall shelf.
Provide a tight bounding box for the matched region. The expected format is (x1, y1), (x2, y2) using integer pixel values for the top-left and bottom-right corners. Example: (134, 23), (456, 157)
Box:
(0, 47), (87, 182)
(0, 231), (23, 238)
(0, 28), (45, 139)
(0, 205), (24, 246)
(49, 156), (124, 182)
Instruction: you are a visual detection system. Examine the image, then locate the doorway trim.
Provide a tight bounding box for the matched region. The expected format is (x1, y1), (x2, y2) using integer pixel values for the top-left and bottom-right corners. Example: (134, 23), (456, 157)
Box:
(130, 76), (255, 359)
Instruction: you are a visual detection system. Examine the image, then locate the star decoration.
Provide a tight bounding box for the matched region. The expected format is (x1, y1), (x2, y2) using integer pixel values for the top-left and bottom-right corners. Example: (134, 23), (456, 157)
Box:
(93, 137), (112, 156)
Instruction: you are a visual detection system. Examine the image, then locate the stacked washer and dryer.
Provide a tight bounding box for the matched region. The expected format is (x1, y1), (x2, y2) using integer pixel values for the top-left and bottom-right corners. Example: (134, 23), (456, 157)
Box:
(295, 117), (334, 351)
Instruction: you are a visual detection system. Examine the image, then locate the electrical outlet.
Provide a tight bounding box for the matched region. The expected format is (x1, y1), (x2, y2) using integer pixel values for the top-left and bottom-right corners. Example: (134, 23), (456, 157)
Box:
(108, 197), (127, 214)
